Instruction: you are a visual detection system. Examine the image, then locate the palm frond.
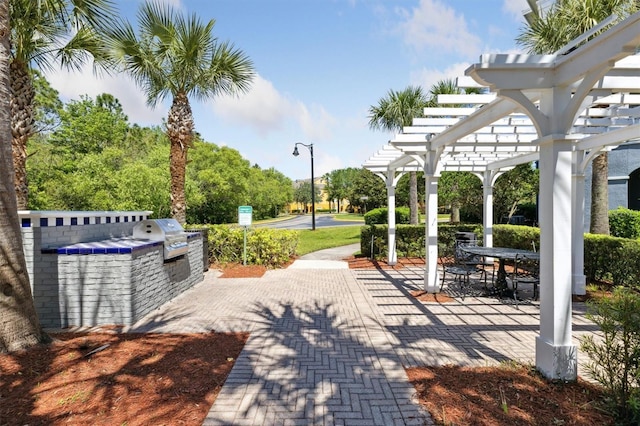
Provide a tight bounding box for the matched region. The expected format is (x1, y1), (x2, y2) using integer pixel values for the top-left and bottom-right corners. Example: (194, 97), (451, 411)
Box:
(105, 1), (254, 106)
(368, 86), (428, 132)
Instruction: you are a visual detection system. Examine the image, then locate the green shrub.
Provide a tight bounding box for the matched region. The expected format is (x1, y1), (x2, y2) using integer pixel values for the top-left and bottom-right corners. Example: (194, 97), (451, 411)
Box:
(584, 234), (640, 287)
(363, 207), (410, 225)
(580, 287), (640, 424)
(360, 223), (483, 259)
(493, 225), (540, 251)
(609, 207), (640, 239)
(195, 224), (298, 268)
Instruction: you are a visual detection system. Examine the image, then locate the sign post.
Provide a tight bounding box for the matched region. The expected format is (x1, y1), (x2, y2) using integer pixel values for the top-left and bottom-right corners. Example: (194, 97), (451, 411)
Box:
(238, 206), (253, 265)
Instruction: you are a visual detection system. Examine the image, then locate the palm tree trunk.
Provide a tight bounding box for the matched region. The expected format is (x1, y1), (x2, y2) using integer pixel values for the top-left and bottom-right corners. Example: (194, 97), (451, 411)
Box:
(0, 0), (46, 353)
(590, 152), (610, 235)
(409, 171), (419, 224)
(9, 61), (35, 210)
(451, 203), (461, 223)
(167, 93), (194, 224)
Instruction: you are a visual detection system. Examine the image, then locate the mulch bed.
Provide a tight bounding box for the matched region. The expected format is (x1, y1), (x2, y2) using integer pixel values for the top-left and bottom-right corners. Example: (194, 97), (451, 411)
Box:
(345, 255), (425, 270)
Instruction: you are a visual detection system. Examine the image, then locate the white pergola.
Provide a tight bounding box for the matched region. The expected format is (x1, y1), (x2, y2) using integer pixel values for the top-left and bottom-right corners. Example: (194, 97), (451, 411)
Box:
(363, 11), (640, 380)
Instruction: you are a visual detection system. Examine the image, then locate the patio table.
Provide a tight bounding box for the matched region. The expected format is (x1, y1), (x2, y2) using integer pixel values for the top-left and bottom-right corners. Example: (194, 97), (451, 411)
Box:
(460, 246), (539, 296)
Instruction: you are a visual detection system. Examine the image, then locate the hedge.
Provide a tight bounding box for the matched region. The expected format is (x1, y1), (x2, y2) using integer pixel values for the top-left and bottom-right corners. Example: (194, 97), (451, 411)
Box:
(360, 223), (640, 288)
(609, 207), (640, 239)
(364, 207), (411, 225)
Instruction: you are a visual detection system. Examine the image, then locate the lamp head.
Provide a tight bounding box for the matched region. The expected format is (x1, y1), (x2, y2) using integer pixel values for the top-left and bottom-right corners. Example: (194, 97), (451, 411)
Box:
(292, 146), (300, 156)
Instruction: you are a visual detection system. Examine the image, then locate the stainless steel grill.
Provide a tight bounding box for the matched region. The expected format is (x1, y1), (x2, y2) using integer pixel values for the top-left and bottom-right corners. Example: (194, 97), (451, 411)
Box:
(132, 219), (188, 260)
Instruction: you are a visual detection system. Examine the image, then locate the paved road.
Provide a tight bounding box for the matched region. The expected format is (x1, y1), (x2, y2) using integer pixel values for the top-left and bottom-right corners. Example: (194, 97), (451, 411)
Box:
(258, 214), (363, 230)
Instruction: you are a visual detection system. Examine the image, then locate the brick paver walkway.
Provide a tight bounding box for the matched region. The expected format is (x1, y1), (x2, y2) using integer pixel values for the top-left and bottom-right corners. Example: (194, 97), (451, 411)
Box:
(130, 260), (597, 426)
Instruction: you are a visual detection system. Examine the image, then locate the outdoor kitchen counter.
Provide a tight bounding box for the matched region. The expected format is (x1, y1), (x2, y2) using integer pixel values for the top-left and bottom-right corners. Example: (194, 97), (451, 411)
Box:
(18, 210), (204, 329)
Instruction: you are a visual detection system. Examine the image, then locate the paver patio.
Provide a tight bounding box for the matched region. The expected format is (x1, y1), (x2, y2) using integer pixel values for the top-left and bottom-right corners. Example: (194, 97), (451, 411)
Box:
(130, 260), (597, 425)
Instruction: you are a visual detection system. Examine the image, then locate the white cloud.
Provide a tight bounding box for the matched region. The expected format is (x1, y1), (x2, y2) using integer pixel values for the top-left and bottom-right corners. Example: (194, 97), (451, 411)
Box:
(316, 150), (346, 177)
(410, 62), (473, 93)
(210, 74), (292, 136)
(45, 65), (167, 126)
(211, 74), (337, 141)
(395, 0), (482, 59)
(502, 0), (531, 23)
(295, 102), (336, 142)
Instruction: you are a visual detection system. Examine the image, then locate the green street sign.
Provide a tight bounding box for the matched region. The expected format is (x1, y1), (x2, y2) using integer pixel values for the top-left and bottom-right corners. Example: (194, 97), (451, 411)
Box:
(238, 205), (253, 226)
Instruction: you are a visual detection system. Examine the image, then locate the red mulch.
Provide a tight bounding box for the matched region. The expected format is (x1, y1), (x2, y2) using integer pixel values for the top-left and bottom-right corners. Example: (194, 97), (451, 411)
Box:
(408, 363), (613, 426)
(345, 255), (425, 270)
(409, 290), (456, 303)
(218, 263), (267, 278)
(0, 331), (248, 426)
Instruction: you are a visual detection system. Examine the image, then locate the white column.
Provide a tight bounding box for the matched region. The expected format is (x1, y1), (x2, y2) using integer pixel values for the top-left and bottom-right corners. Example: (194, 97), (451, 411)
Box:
(424, 173), (440, 292)
(482, 171), (494, 248)
(387, 173), (397, 266)
(572, 151), (586, 295)
(536, 137), (577, 381)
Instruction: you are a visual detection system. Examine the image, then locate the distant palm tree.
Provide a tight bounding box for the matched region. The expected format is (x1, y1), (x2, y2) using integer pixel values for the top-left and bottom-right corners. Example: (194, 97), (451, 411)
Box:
(10, 0), (117, 209)
(107, 1), (254, 223)
(1, 0), (47, 352)
(368, 86), (429, 224)
(517, 0), (639, 235)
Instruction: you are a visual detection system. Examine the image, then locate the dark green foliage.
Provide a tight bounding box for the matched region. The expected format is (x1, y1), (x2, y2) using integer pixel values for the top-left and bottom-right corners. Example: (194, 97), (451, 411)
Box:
(360, 224), (483, 259)
(493, 164), (539, 223)
(202, 225), (298, 268)
(492, 225), (540, 251)
(584, 234), (640, 287)
(363, 207), (410, 225)
(609, 207), (640, 239)
(26, 92), (293, 222)
(580, 286), (640, 424)
(346, 169), (386, 212)
(438, 171), (483, 223)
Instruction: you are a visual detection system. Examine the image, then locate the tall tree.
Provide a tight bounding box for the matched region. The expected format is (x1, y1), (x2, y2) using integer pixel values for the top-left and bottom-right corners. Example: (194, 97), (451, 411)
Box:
(107, 1), (254, 224)
(438, 172), (483, 223)
(345, 168), (387, 212)
(293, 181), (321, 213)
(0, 0), (47, 353)
(49, 93), (129, 155)
(517, 0), (639, 234)
(10, 0), (117, 209)
(323, 167), (360, 213)
(368, 86), (429, 224)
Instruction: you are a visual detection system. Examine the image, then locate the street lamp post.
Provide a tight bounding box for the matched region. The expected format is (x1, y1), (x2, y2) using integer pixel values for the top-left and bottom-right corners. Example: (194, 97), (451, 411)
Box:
(292, 142), (315, 230)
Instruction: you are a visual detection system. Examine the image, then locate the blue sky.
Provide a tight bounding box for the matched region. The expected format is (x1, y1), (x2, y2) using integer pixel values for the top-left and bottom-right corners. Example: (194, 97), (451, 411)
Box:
(47, 0), (530, 180)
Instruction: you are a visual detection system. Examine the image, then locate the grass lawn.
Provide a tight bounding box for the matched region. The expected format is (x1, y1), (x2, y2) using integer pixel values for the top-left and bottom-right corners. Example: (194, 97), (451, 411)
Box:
(331, 213), (365, 222)
(296, 225), (361, 256)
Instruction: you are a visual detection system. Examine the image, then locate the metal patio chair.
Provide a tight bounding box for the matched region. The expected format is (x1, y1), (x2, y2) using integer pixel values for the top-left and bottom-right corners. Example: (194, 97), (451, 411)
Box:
(455, 240), (495, 289)
(511, 253), (540, 304)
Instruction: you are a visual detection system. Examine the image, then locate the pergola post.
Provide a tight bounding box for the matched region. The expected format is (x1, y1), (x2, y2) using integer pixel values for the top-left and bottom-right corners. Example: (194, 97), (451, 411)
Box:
(482, 170), (497, 248)
(424, 172), (440, 293)
(536, 135), (577, 381)
(572, 150), (587, 296)
(386, 171), (398, 266)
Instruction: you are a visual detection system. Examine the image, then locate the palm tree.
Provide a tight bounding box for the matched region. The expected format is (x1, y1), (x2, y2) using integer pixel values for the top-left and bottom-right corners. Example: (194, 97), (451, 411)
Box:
(0, 0), (47, 352)
(10, 0), (117, 209)
(517, 0), (639, 234)
(106, 2), (254, 224)
(368, 86), (429, 224)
